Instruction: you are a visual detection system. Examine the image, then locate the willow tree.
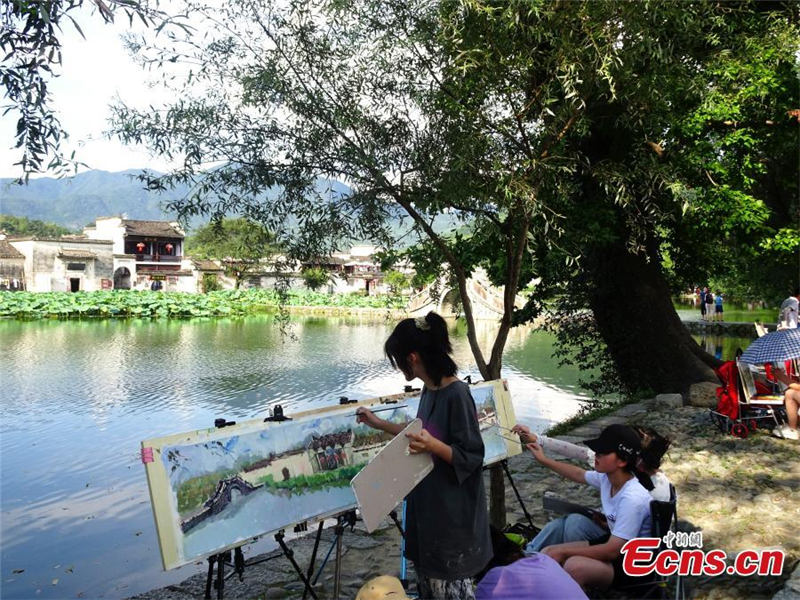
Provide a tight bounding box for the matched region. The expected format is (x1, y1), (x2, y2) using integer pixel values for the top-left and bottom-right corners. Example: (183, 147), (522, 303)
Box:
(110, 0), (662, 378)
(112, 0), (564, 525)
(1, 0), (172, 181)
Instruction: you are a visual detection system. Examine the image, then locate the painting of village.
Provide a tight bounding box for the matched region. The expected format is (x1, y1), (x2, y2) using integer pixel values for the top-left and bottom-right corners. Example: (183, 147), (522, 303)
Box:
(144, 380), (516, 568)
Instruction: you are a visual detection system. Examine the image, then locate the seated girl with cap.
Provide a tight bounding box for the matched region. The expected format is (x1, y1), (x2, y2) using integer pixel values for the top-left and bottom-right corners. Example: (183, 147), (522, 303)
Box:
(511, 423), (672, 501)
(517, 424), (653, 591)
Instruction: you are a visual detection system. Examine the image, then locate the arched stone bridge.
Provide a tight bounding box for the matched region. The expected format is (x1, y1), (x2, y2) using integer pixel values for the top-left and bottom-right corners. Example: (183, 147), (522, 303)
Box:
(406, 267), (524, 319)
(181, 476), (260, 533)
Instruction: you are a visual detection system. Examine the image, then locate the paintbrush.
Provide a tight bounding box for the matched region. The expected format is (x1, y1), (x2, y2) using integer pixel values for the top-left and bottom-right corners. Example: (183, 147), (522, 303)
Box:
(498, 434), (523, 444)
(494, 424), (522, 434)
(487, 424), (534, 445)
(349, 404), (408, 417)
(493, 424), (537, 441)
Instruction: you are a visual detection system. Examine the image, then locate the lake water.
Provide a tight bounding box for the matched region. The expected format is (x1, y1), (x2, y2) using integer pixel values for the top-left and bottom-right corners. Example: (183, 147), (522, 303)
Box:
(0, 315), (595, 599)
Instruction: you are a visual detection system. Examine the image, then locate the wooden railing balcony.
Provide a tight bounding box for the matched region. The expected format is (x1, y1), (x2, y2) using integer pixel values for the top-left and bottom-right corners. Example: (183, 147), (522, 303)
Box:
(135, 254), (182, 263)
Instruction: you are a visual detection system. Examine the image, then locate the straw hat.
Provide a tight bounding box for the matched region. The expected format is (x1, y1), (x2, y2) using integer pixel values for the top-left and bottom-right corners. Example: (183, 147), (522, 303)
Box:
(355, 576), (410, 600)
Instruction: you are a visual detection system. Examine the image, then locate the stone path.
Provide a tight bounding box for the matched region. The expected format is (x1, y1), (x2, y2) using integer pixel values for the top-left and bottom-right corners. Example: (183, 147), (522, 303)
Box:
(131, 398), (799, 600)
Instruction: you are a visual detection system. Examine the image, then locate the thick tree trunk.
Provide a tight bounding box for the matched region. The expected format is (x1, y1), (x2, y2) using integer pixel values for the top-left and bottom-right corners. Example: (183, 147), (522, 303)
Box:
(577, 101), (723, 395)
(585, 240), (722, 395)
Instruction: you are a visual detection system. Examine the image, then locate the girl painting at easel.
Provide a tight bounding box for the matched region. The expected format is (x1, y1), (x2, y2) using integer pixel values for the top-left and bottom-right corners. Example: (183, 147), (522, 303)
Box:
(356, 312), (491, 600)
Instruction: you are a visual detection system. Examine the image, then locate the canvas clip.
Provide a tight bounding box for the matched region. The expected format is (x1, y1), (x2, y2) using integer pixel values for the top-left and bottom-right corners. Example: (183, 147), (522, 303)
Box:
(141, 447), (154, 464)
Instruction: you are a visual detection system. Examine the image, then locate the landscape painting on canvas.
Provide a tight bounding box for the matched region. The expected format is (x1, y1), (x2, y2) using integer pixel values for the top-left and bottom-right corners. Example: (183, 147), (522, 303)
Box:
(142, 380), (518, 569)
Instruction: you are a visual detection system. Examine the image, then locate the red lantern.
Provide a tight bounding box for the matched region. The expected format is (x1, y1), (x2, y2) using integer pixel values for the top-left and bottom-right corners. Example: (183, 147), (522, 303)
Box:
(136, 242), (145, 253)
(165, 243), (174, 254)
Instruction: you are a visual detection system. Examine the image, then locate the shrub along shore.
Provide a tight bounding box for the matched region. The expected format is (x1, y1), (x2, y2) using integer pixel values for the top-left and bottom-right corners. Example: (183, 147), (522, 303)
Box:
(0, 289), (407, 320)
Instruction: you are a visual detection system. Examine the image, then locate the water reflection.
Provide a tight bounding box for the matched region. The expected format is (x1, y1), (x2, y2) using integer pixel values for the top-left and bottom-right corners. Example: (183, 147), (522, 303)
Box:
(692, 334), (752, 362)
(0, 315), (589, 599)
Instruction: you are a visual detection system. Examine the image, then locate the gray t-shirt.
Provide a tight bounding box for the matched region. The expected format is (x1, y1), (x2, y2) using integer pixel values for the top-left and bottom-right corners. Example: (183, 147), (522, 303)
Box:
(404, 380), (492, 579)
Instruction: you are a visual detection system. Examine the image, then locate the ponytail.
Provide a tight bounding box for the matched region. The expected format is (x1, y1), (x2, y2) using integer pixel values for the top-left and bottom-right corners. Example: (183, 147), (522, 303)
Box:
(633, 467), (655, 491)
(634, 426), (672, 472)
(384, 312), (457, 386)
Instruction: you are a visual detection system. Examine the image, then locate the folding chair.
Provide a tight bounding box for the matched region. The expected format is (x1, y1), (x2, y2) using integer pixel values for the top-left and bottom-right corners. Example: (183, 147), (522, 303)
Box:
(650, 485), (686, 600)
(737, 361), (786, 430)
(614, 484), (685, 600)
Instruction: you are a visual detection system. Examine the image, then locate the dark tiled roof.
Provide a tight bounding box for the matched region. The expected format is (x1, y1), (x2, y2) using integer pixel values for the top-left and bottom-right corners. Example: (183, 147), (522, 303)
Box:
(304, 256), (348, 266)
(191, 259), (224, 271)
(5, 236), (112, 244)
(123, 220), (184, 238)
(0, 239), (24, 259)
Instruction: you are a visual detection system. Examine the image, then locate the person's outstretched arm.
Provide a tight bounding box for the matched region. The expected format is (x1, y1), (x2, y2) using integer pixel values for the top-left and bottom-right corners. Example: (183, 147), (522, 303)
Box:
(512, 424), (594, 466)
(355, 408), (406, 435)
(526, 441), (587, 484)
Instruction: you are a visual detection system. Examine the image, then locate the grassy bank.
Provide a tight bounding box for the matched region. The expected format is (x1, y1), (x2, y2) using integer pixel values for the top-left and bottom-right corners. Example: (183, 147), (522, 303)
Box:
(544, 391), (652, 436)
(0, 289), (407, 319)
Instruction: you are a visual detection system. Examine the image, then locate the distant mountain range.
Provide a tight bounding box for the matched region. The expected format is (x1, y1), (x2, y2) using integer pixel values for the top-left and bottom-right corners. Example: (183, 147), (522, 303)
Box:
(0, 170), (185, 230)
(0, 169), (459, 239)
(0, 170), (358, 233)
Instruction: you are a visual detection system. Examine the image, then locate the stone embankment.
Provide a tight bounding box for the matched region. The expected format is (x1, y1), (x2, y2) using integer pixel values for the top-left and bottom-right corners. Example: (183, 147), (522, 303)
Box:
(282, 305), (408, 319)
(683, 320), (771, 337)
(130, 398), (799, 600)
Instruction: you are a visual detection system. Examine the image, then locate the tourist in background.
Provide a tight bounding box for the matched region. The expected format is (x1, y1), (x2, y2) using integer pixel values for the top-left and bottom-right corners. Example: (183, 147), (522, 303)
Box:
(700, 287), (708, 320)
(705, 290), (715, 321)
(714, 291), (724, 322)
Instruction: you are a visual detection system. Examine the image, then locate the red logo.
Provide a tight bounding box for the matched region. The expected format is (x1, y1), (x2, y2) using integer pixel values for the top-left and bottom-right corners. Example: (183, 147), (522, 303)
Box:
(621, 538), (784, 577)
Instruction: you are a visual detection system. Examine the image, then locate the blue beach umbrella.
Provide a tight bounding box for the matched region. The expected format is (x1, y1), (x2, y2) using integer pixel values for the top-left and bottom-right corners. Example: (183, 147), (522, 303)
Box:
(740, 328), (800, 365)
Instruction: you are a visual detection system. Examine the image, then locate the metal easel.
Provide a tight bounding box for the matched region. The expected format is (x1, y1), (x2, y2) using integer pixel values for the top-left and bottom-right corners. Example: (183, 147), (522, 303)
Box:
(203, 411), (318, 600)
(204, 407), (360, 600)
(204, 528), (318, 600)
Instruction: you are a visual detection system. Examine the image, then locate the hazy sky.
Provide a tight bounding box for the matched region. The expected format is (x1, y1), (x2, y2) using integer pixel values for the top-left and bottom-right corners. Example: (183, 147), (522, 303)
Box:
(0, 7), (179, 179)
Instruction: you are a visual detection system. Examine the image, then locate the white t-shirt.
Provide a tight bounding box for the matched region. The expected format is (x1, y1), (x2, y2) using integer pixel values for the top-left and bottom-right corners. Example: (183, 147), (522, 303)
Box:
(585, 471), (652, 540)
(779, 297), (799, 329)
(540, 435), (672, 501)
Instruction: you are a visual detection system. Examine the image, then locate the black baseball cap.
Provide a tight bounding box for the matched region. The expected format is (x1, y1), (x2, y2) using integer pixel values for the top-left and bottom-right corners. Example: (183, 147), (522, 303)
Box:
(583, 424), (641, 462)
